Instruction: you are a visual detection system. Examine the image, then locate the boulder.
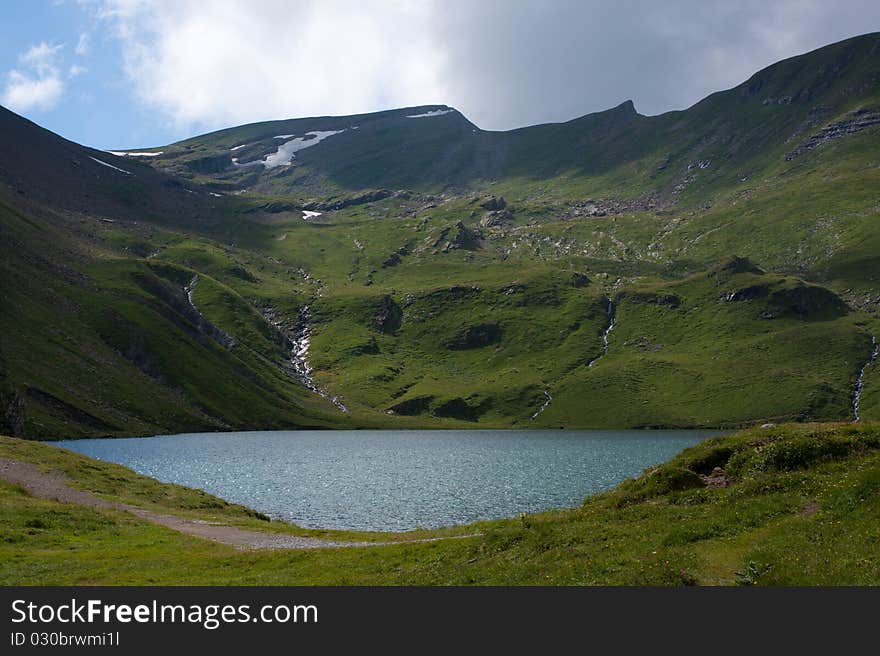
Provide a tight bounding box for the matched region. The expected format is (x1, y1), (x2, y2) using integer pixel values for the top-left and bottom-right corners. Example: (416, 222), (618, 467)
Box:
(480, 196), (506, 211)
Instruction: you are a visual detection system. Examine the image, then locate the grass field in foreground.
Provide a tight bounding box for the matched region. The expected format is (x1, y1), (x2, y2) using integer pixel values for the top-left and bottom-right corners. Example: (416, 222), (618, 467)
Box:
(1, 422), (879, 585)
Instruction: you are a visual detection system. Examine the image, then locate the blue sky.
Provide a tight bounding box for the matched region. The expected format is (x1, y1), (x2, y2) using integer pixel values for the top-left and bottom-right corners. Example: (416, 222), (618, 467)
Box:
(3, 1), (879, 150)
(1, 1), (170, 148)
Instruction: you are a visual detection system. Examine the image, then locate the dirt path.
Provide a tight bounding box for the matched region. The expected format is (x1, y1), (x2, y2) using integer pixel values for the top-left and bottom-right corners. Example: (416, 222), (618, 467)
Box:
(0, 458), (473, 550)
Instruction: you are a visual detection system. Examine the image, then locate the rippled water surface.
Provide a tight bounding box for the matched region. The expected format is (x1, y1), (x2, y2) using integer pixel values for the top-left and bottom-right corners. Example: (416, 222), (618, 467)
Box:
(54, 429), (716, 531)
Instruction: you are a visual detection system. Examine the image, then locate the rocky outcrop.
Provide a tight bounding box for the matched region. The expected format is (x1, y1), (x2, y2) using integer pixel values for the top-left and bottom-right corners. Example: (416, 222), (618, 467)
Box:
(0, 387), (25, 437)
(700, 467), (729, 488)
(624, 336), (663, 352)
(786, 108), (880, 160)
(302, 189), (395, 212)
(480, 196), (506, 211)
(263, 305), (348, 413)
(374, 295), (403, 334)
(479, 208), (513, 228)
(185, 154), (233, 174)
(448, 221), (481, 250)
(382, 244), (410, 268)
(616, 290), (680, 308)
(570, 272), (591, 288)
(567, 194), (664, 218)
(427, 221), (483, 252)
(241, 200), (299, 214)
(722, 284), (768, 302)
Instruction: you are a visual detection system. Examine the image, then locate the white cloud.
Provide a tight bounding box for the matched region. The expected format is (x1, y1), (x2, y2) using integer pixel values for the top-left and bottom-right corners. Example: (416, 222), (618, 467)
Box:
(2, 42), (65, 112)
(75, 32), (91, 56)
(69, 64), (88, 78)
(85, 0), (880, 133)
(93, 0), (448, 131)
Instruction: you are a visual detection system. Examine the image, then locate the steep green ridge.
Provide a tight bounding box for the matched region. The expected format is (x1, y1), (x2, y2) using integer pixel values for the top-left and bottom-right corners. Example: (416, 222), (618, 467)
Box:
(3, 422), (880, 584)
(141, 33), (880, 199)
(2, 34), (880, 437)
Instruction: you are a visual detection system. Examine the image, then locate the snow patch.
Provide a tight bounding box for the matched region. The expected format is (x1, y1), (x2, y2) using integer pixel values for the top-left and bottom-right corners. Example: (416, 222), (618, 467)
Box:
(406, 109), (454, 119)
(302, 210), (322, 220)
(229, 144), (249, 151)
(107, 150), (163, 157)
(88, 156), (130, 175)
(273, 134), (294, 139)
(262, 130), (345, 168)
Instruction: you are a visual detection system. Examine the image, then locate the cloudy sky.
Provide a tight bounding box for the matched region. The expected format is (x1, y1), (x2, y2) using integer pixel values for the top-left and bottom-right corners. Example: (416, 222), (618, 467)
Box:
(3, 1), (879, 149)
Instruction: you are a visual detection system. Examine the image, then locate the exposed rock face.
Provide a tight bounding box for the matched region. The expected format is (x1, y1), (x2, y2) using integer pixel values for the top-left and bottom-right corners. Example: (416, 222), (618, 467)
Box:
(700, 467), (729, 488)
(656, 294), (680, 308)
(786, 108), (880, 160)
(382, 244), (409, 268)
(374, 295), (403, 334)
(567, 194), (663, 218)
(625, 336), (663, 351)
(449, 221), (481, 250)
(243, 200), (299, 214)
(723, 284), (768, 302)
(479, 208), (513, 228)
(382, 252), (401, 268)
(480, 195), (506, 211)
(302, 189), (395, 211)
(185, 154), (233, 174)
(447, 322), (501, 350)
(430, 221), (482, 252)
(615, 290), (680, 308)
(0, 388), (25, 437)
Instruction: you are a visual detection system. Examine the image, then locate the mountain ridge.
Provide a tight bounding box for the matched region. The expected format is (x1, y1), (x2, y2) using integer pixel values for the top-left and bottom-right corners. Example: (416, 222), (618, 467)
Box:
(1, 33), (879, 438)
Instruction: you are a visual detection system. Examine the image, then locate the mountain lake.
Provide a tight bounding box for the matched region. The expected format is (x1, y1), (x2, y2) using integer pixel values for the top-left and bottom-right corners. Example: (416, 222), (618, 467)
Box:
(53, 429), (718, 532)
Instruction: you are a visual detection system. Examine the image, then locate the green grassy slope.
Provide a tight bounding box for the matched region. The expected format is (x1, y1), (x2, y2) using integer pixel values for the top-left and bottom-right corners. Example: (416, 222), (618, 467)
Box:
(2, 34), (880, 436)
(0, 191), (344, 439)
(2, 422), (879, 585)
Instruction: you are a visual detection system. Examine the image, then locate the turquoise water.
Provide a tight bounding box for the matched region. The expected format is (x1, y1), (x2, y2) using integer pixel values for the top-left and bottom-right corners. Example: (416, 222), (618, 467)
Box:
(54, 429), (715, 532)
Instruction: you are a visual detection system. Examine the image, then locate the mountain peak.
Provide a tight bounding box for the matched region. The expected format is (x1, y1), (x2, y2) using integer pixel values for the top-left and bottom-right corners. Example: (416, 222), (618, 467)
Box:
(617, 99), (637, 114)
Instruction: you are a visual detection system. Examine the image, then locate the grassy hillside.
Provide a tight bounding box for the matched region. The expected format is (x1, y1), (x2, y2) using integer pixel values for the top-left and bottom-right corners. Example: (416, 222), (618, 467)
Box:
(2, 34), (880, 437)
(2, 422), (879, 584)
